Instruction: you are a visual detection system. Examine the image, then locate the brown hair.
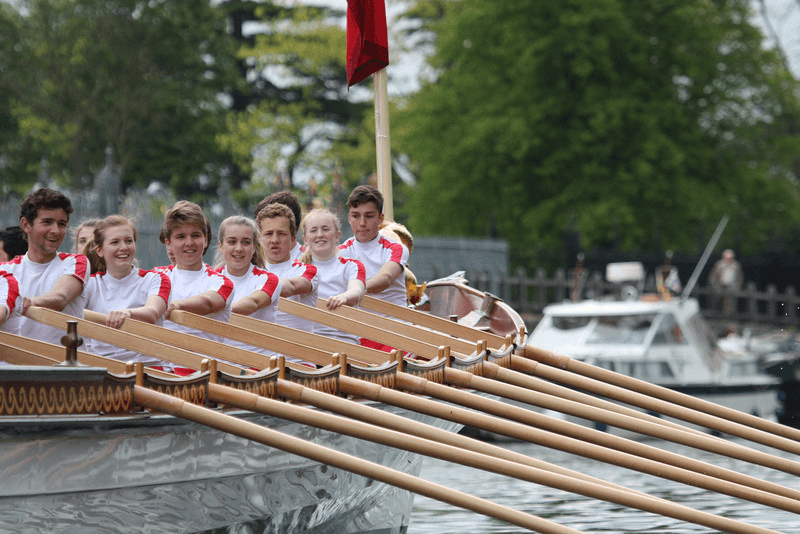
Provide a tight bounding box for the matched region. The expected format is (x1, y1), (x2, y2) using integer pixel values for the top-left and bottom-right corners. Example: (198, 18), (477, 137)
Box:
(254, 190), (302, 232)
(347, 185), (383, 213)
(214, 215), (267, 269)
(256, 203), (297, 237)
(19, 188), (73, 228)
(82, 215), (138, 274)
(162, 200), (211, 254)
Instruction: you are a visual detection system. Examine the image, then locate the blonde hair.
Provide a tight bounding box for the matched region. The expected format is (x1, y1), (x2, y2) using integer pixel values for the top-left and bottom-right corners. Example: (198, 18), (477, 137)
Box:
(214, 215), (266, 269)
(82, 215), (137, 274)
(71, 218), (101, 253)
(298, 208), (341, 264)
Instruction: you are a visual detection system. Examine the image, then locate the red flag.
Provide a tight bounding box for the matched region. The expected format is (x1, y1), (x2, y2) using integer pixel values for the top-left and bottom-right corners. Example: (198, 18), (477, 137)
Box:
(346, 0), (389, 87)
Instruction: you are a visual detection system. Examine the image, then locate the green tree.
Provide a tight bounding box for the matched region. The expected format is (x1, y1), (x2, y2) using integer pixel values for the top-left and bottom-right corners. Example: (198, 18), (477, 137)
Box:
(395, 0), (800, 260)
(0, 0), (238, 201)
(217, 2), (382, 209)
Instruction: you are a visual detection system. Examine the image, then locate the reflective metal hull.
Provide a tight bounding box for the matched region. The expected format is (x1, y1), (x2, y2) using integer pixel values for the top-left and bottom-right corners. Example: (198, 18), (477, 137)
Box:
(0, 403), (460, 533)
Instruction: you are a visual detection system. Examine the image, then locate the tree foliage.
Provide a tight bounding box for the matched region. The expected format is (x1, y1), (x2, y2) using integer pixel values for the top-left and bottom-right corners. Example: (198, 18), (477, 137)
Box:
(0, 0), (237, 201)
(395, 0), (800, 258)
(218, 2), (379, 208)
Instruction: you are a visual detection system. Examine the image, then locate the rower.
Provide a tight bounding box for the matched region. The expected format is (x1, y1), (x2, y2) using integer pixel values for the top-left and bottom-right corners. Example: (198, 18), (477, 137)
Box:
(256, 203), (319, 339)
(338, 185), (409, 351)
(160, 201), (234, 347)
(1, 188), (88, 345)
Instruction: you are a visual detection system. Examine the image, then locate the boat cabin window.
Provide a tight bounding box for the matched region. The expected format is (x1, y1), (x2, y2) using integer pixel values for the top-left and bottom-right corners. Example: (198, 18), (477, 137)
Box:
(586, 315), (654, 345)
(651, 314), (687, 345)
(552, 316), (592, 330)
(619, 361), (675, 380)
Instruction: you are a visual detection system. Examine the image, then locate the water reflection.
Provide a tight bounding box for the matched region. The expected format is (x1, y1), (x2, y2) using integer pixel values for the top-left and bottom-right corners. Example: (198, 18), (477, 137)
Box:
(409, 438), (800, 533)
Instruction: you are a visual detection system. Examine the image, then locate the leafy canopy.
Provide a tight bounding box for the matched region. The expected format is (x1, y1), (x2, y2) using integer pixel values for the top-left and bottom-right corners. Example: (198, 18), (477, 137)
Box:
(395, 0), (800, 258)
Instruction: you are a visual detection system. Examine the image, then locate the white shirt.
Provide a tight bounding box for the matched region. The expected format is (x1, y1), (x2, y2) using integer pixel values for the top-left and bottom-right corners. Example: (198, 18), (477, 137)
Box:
(83, 268), (171, 363)
(163, 265), (234, 343)
(269, 259), (319, 335)
(0, 253), (89, 345)
(312, 255), (365, 344)
(339, 235), (408, 307)
(221, 265), (282, 356)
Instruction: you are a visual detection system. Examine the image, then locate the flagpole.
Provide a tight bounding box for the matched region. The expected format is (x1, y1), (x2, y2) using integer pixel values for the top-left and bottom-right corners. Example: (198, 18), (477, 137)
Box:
(374, 66), (392, 221)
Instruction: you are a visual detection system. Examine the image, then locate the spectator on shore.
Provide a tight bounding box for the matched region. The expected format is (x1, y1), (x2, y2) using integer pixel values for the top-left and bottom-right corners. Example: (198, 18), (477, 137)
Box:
(709, 249), (744, 315)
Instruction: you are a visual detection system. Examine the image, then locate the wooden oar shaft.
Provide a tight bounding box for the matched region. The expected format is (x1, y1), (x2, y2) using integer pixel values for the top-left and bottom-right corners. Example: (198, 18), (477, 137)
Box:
(135, 385), (579, 534)
(319, 298), (478, 355)
(278, 299), (457, 359)
(167, 310), (331, 366)
(446, 366), (800, 476)
(275, 378), (640, 497)
(509, 354), (771, 444)
(212, 382), (779, 534)
(484, 361), (712, 439)
(24, 306), (241, 374)
(0, 343), (59, 366)
(359, 295), (508, 346)
(230, 312), (388, 366)
(344, 374), (800, 512)
(519, 347), (800, 449)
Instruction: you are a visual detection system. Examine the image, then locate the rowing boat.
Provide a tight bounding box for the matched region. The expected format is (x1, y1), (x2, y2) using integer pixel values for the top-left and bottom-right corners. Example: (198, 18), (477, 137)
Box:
(0, 280), (512, 534)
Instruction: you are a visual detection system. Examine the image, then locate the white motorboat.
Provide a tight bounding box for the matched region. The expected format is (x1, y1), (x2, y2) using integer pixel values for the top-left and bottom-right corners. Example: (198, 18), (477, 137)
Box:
(526, 263), (781, 432)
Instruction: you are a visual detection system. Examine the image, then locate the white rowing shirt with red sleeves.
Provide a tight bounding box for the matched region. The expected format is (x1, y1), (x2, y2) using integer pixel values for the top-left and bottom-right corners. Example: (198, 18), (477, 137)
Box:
(221, 264), (282, 356)
(312, 255), (366, 344)
(0, 270), (21, 322)
(0, 253), (88, 345)
(164, 265), (233, 343)
(269, 258), (318, 336)
(83, 268), (171, 363)
(339, 234), (408, 307)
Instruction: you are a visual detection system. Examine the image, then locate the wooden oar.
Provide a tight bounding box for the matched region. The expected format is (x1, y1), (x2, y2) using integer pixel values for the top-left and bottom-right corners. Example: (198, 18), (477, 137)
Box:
(356, 296), (800, 451)
(0, 342), (59, 366)
(443, 365), (800, 475)
(521, 345), (800, 444)
(213, 378), (783, 534)
(317, 301), (774, 449)
(85, 309), (326, 369)
(0, 330), (173, 377)
(274, 373), (643, 498)
(340, 373), (800, 512)
(25, 307), (243, 375)
(234, 310), (800, 505)
(278, 299), (467, 359)
(360, 294), (511, 345)
(318, 298), (480, 355)
(134, 385), (583, 534)
(230, 313), (390, 365)
(506, 355), (800, 455)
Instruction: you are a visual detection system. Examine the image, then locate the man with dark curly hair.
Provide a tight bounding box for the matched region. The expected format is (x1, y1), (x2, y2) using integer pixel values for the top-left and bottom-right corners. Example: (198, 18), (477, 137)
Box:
(1, 188), (88, 344)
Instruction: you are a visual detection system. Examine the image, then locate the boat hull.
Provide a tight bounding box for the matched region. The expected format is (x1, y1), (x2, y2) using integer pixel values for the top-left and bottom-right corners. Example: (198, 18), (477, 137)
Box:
(0, 402), (459, 533)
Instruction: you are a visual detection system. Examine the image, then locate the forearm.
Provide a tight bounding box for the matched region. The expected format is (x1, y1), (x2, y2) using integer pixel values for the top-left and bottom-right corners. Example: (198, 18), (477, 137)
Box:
(232, 291), (272, 316)
(280, 277), (312, 297)
(168, 293), (225, 317)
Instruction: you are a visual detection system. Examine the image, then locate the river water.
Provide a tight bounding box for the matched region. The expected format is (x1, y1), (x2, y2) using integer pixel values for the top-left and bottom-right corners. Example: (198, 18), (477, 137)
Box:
(408, 437), (800, 533)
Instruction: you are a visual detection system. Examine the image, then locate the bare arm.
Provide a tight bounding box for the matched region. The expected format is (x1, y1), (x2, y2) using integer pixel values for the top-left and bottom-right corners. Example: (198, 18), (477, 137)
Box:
(280, 276), (312, 297)
(326, 279), (366, 310)
(365, 262), (403, 295)
(232, 289), (273, 316)
(105, 295), (168, 329)
(0, 306), (7, 325)
(23, 275), (83, 314)
(166, 290), (226, 319)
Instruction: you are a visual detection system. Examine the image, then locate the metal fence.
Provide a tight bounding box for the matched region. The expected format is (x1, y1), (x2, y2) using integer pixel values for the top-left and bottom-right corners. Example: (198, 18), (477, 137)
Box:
(436, 266), (800, 327)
